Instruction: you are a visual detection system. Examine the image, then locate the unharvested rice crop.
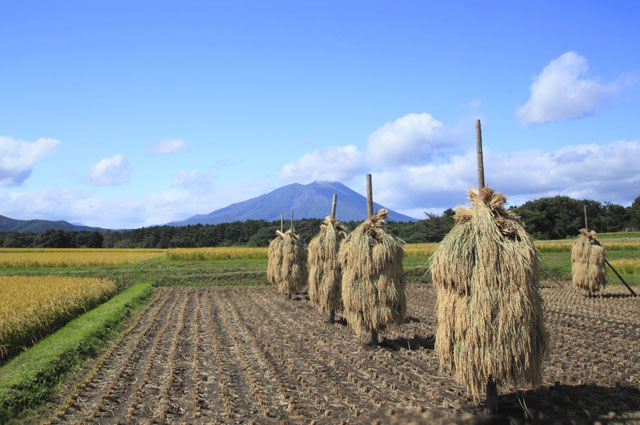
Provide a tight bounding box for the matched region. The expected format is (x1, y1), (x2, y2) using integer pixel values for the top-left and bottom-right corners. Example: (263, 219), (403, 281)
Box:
(0, 249), (165, 267)
(167, 247), (267, 261)
(339, 209), (406, 339)
(572, 229), (606, 294)
(403, 243), (438, 257)
(0, 276), (117, 359)
(308, 216), (348, 315)
(608, 258), (640, 275)
(535, 240), (640, 252)
(430, 187), (548, 399)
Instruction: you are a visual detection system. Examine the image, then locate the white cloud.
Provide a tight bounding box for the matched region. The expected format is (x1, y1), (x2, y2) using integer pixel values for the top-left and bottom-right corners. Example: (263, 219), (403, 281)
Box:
(366, 113), (458, 166)
(88, 154), (131, 186)
(374, 140), (640, 212)
(279, 145), (366, 182)
(0, 136), (60, 186)
(146, 139), (187, 155)
(172, 169), (214, 188)
(516, 51), (618, 124)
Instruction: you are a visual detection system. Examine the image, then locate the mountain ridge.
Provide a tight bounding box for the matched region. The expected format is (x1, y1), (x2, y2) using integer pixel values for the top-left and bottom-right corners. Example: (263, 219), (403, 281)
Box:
(169, 181), (417, 226)
(0, 215), (108, 233)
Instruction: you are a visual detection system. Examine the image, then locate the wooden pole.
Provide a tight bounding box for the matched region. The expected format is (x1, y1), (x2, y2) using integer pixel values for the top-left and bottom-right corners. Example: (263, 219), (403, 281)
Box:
(331, 193), (337, 219)
(476, 119), (485, 189)
(280, 212), (283, 233)
(290, 209), (294, 231)
(584, 204), (588, 231)
(540, 267), (563, 287)
(605, 259), (637, 296)
(366, 174), (373, 218)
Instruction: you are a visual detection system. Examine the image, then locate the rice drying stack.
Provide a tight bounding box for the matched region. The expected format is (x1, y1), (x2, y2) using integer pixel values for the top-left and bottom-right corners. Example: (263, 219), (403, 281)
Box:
(267, 230), (285, 286)
(278, 229), (308, 297)
(308, 216), (348, 316)
(430, 187), (548, 399)
(339, 209), (406, 339)
(572, 228), (606, 294)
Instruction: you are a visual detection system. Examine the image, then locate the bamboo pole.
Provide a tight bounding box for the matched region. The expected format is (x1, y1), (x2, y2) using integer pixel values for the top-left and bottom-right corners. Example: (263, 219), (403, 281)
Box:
(584, 204), (588, 231)
(290, 209), (294, 231)
(366, 173), (377, 345)
(476, 119), (485, 189)
(366, 174), (373, 218)
(331, 193), (337, 219)
(605, 259), (637, 296)
(280, 212), (283, 233)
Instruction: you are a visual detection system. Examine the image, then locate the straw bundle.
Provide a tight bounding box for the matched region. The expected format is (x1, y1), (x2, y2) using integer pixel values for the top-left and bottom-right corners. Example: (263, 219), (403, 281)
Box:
(278, 229), (308, 297)
(308, 216), (348, 315)
(267, 230), (285, 285)
(430, 187), (548, 399)
(571, 229), (606, 294)
(338, 209), (406, 338)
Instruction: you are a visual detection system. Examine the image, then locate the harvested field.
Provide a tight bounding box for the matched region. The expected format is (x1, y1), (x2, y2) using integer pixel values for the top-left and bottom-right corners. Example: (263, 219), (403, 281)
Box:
(46, 282), (640, 424)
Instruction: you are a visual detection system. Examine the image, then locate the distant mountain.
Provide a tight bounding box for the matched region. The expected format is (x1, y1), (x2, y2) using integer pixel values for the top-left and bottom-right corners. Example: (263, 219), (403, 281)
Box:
(170, 181), (417, 226)
(0, 215), (107, 233)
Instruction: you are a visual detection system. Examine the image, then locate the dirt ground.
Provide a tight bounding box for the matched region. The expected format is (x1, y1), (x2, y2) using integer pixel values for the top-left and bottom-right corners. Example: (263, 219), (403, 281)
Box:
(44, 281), (640, 425)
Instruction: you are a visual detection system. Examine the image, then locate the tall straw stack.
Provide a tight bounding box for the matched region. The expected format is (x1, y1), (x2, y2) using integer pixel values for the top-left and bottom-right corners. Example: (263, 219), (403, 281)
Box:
(308, 216), (348, 319)
(572, 229), (606, 294)
(430, 187), (548, 400)
(339, 209), (406, 342)
(278, 229), (308, 298)
(267, 230), (285, 286)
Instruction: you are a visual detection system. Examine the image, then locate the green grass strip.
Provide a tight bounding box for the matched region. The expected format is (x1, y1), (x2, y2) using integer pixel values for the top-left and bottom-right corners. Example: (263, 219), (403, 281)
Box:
(0, 281), (153, 423)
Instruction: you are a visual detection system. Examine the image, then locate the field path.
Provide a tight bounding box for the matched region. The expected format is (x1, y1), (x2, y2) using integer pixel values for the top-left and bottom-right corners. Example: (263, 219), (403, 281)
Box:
(47, 283), (640, 424)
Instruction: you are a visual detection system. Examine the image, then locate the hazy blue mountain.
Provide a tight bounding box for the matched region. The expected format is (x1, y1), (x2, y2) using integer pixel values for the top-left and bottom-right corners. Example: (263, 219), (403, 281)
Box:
(0, 215), (107, 233)
(169, 181), (417, 226)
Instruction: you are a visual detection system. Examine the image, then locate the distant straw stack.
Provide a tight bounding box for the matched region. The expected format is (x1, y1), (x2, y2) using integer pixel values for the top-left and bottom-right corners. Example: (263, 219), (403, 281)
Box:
(267, 230), (285, 285)
(278, 229), (308, 297)
(572, 229), (606, 294)
(339, 209), (406, 339)
(308, 216), (348, 316)
(430, 187), (548, 399)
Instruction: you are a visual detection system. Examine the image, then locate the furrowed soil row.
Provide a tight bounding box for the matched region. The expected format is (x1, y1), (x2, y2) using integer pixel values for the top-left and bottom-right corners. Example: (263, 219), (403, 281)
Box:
(255, 289), (410, 410)
(119, 290), (188, 422)
(46, 284), (640, 424)
(265, 288), (463, 410)
(51, 288), (177, 424)
(210, 289), (267, 420)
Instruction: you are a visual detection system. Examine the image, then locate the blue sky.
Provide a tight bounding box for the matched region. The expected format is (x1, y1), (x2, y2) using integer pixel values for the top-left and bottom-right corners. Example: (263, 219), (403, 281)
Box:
(1, 1), (639, 228)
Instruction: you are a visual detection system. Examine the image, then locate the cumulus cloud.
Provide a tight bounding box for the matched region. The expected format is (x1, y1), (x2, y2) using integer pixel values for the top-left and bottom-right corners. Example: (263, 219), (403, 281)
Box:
(280, 113), (463, 183)
(88, 154), (132, 186)
(146, 139), (187, 155)
(0, 136), (60, 186)
(366, 113), (458, 166)
(516, 51), (618, 124)
(377, 140), (640, 215)
(280, 145), (366, 182)
(172, 169), (214, 188)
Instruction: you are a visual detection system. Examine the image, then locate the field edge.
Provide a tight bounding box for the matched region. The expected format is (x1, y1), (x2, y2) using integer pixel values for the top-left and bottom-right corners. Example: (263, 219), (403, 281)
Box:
(0, 281), (154, 424)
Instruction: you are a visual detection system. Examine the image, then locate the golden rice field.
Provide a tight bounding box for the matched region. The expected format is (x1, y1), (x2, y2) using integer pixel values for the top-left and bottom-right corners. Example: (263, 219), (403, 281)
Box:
(609, 258), (640, 275)
(167, 247), (268, 260)
(0, 248), (165, 267)
(403, 243), (438, 256)
(0, 276), (116, 359)
(534, 239), (640, 252)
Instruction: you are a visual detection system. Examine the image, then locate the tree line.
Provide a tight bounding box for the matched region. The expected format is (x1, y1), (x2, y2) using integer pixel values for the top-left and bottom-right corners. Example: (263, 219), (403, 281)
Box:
(1, 195), (638, 249)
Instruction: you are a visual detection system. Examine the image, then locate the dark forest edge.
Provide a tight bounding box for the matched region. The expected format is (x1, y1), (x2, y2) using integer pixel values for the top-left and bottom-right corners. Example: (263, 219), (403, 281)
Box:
(1, 195), (639, 249)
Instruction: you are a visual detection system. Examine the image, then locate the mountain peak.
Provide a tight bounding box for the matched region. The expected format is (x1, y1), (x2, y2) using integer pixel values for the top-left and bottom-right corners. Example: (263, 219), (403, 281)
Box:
(169, 181), (417, 226)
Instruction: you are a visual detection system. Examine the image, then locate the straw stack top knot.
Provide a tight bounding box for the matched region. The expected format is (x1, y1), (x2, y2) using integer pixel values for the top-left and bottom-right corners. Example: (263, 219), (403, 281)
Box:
(361, 209), (388, 244)
(454, 187), (517, 237)
(321, 215), (348, 238)
(579, 228), (599, 244)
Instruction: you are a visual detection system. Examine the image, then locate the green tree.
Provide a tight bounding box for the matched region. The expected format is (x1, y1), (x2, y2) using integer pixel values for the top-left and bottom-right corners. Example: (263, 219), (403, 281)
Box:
(34, 229), (76, 248)
(87, 231), (104, 248)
